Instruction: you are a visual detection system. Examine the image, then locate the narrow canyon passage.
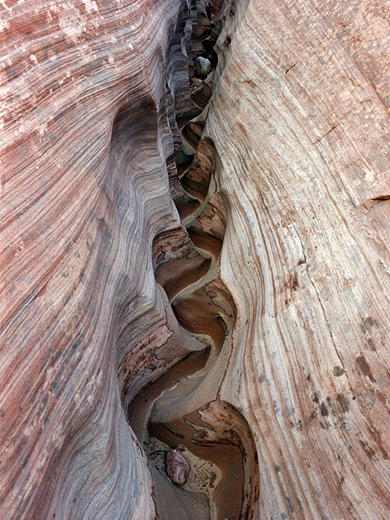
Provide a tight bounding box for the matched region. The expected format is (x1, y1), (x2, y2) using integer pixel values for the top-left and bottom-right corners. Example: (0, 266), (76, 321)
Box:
(2, 0), (390, 518)
(119, 1), (259, 518)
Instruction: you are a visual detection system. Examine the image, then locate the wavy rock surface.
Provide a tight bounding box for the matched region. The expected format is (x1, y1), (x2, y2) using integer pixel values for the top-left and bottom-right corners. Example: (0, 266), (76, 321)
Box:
(1, 0), (390, 519)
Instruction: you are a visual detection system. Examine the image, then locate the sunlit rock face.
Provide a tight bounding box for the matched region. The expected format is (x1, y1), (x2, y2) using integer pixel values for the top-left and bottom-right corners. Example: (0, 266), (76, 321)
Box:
(2, 0), (390, 519)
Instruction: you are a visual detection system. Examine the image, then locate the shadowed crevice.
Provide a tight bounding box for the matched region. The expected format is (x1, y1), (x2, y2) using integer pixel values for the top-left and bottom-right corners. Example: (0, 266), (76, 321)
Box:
(118, 0), (259, 518)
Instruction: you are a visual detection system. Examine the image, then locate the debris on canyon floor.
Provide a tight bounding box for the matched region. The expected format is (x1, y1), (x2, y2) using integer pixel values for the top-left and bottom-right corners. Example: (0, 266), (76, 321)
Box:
(166, 449), (190, 485)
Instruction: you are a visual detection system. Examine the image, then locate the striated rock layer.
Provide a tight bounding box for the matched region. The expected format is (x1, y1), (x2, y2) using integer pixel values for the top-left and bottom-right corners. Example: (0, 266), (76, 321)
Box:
(2, 0), (390, 519)
(207, 1), (390, 518)
(0, 0), (210, 517)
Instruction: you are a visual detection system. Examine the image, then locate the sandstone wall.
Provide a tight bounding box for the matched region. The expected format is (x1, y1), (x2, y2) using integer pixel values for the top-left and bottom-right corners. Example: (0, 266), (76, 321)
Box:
(1, 0), (390, 519)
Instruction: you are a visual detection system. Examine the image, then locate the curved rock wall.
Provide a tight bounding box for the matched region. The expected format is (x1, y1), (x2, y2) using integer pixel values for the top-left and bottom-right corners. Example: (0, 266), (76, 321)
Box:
(206, 0), (390, 518)
(2, 0), (390, 519)
(1, 0), (205, 517)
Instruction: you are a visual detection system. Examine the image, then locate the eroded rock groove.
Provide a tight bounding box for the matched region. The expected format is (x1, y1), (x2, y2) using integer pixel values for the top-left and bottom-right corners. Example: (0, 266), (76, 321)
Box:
(119, 0), (258, 518)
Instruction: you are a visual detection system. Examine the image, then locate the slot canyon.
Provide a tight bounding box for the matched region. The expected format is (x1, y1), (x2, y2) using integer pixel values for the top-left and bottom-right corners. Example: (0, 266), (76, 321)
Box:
(1, 0), (390, 519)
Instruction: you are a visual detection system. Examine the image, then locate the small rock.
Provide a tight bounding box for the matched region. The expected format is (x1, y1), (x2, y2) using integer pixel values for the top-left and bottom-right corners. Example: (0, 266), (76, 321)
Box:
(166, 449), (190, 484)
(195, 56), (211, 78)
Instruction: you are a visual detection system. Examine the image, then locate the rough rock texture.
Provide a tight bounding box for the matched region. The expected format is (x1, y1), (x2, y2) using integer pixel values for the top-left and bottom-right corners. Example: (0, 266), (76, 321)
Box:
(1, 0), (390, 519)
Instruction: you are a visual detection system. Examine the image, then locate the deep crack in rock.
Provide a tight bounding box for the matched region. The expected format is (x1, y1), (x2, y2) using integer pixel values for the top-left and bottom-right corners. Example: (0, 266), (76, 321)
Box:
(119, 0), (259, 518)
